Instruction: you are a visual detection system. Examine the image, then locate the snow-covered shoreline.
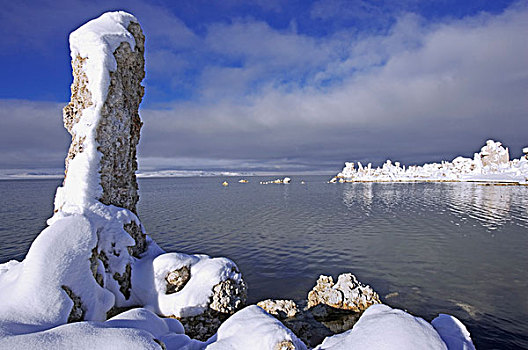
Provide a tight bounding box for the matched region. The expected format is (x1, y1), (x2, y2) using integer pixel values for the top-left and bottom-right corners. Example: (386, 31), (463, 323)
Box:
(330, 140), (528, 185)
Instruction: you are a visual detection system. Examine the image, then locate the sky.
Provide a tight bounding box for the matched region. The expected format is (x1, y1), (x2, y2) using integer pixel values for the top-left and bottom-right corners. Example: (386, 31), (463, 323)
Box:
(0, 0), (527, 175)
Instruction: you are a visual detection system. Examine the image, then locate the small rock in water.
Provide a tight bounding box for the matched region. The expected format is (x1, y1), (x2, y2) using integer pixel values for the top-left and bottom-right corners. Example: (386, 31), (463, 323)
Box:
(385, 291), (399, 299)
(257, 273), (382, 348)
(307, 273), (381, 312)
(257, 299), (299, 319)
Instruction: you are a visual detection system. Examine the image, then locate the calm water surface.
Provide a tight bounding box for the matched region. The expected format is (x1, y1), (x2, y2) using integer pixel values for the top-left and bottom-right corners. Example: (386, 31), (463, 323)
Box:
(1, 176), (527, 349)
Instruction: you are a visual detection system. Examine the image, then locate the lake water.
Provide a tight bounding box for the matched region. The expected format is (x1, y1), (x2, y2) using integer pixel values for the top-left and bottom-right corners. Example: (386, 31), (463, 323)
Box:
(1, 176), (527, 349)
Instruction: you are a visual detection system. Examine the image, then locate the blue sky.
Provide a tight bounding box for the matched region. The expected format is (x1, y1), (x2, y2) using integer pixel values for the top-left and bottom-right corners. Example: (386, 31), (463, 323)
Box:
(1, 0), (527, 174)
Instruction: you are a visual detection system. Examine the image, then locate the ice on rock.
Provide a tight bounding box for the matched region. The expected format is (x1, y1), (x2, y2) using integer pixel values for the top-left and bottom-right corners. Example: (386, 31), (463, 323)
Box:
(315, 304), (447, 350)
(260, 177), (292, 184)
(332, 140), (528, 184)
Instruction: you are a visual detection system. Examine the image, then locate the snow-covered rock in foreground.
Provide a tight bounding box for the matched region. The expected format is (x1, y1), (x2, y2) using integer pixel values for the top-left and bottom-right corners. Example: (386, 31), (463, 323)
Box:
(0, 215), (114, 330)
(0, 11), (245, 349)
(205, 305), (307, 350)
(432, 314), (476, 350)
(315, 304), (469, 350)
(0, 307), (199, 350)
(133, 252), (246, 317)
(331, 140), (528, 184)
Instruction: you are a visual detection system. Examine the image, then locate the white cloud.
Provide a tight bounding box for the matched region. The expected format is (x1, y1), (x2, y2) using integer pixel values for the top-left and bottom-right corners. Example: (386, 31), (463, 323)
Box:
(138, 4), (527, 168)
(2, 2), (526, 173)
(0, 100), (69, 168)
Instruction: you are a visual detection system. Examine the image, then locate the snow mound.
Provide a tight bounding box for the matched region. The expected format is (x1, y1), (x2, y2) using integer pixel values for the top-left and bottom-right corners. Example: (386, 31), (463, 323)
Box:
(0, 215), (114, 331)
(205, 305), (307, 350)
(0, 320), (164, 350)
(133, 252), (245, 317)
(315, 304), (447, 350)
(432, 314), (476, 350)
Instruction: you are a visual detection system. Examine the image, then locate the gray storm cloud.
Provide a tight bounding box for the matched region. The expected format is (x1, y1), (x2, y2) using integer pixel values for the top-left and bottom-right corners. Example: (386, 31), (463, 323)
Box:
(138, 5), (528, 171)
(1, 2), (526, 174)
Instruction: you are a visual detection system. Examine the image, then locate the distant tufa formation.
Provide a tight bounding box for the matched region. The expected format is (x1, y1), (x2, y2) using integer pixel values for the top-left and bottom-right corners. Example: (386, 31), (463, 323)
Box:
(331, 140), (528, 183)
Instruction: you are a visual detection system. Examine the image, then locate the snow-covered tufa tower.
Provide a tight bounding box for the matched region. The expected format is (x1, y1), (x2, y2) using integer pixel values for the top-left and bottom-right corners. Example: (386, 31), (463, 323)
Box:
(55, 12), (147, 256)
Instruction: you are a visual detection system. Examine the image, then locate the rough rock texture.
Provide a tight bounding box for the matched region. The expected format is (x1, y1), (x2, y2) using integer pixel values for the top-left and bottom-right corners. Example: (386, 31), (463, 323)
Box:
(275, 340), (296, 350)
(123, 221), (146, 258)
(256, 274), (382, 347)
(63, 56), (92, 177)
(89, 247), (105, 287)
(60, 19), (147, 303)
(62, 21), (146, 256)
(172, 279), (247, 340)
(210, 279), (248, 314)
(165, 266), (191, 294)
(257, 300), (299, 318)
(61, 285), (85, 322)
(307, 273), (380, 312)
(113, 264), (132, 300)
(276, 304), (333, 348)
(310, 305), (360, 333)
(97, 21), (145, 215)
(176, 309), (229, 341)
(96, 22), (147, 257)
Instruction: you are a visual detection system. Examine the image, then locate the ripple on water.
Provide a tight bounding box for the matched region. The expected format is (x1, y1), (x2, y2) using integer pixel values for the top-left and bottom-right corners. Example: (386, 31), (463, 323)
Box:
(1, 177), (527, 349)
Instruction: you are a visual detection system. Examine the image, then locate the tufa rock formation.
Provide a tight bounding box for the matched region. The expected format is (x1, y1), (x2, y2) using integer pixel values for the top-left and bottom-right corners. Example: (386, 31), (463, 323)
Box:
(45, 11), (247, 325)
(61, 19), (146, 257)
(257, 274), (382, 347)
(477, 140), (509, 168)
(308, 273), (381, 312)
(258, 299), (299, 319)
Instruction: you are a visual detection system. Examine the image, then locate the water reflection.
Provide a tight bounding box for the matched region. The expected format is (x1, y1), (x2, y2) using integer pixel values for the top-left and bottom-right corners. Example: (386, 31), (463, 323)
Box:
(342, 183), (373, 212)
(3, 177), (526, 349)
(342, 182), (528, 231)
(445, 184), (528, 231)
